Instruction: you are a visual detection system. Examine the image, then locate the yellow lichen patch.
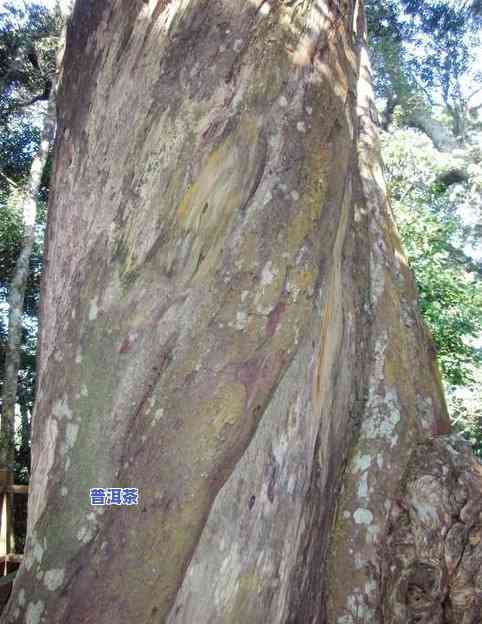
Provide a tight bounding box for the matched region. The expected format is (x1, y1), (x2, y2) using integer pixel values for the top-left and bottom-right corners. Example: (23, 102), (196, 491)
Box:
(254, 263), (286, 312)
(287, 209), (314, 254)
(207, 383), (247, 435)
(138, 484), (213, 618)
(174, 115), (264, 282)
(291, 267), (316, 294)
(286, 144), (331, 255)
(226, 568), (263, 621)
(383, 318), (409, 389)
(312, 183), (351, 415)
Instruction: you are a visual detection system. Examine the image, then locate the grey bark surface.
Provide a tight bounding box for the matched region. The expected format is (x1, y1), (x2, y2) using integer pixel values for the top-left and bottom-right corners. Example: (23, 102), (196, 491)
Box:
(2, 1), (482, 623)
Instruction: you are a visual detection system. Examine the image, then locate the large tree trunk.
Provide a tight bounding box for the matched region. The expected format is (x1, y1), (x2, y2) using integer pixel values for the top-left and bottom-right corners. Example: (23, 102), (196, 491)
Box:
(3, 1), (482, 623)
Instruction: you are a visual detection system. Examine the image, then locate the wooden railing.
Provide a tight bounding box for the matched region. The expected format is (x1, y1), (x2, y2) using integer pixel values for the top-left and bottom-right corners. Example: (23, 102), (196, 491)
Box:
(0, 469), (28, 576)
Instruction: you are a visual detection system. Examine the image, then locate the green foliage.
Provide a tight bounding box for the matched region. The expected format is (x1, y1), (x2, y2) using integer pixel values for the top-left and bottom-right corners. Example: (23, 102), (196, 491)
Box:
(0, 1), (59, 482)
(382, 127), (482, 451)
(366, 0), (482, 139)
(450, 373), (482, 457)
(0, 1), (61, 115)
(365, 0), (414, 100)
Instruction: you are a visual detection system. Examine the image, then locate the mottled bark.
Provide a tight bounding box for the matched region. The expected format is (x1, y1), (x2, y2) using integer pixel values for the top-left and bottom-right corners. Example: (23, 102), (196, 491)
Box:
(1, 89), (56, 469)
(3, 1), (482, 623)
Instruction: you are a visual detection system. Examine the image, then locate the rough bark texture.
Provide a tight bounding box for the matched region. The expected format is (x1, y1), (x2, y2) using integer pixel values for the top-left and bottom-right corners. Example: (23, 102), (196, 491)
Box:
(3, 1), (482, 623)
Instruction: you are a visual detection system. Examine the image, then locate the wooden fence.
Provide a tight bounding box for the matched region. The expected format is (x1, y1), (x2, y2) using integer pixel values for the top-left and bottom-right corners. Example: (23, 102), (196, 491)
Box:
(0, 469), (28, 576)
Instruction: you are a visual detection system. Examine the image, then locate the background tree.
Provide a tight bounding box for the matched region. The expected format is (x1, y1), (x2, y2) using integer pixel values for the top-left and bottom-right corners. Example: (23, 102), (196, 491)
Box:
(366, 0), (482, 147)
(365, 0), (482, 456)
(0, 1), (60, 481)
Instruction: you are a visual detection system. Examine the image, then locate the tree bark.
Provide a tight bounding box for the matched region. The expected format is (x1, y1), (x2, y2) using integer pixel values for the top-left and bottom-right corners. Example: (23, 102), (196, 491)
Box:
(0, 88), (56, 470)
(405, 106), (458, 152)
(3, 1), (482, 623)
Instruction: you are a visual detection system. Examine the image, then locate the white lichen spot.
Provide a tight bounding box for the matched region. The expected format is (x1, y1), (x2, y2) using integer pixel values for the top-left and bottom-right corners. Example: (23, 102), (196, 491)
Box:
(357, 472), (369, 500)
(306, 105), (313, 115)
(88, 297), (98, 321)
(215, 546), (241, 607)
(352, 453), (371, 473)
(144, 396), (155, 413)
(233, 38), (243, 52)
(296, 121), (306, 133)
(368, 523), (381, 543)
(32, 535), (44, 565)
(151, 408), (164, 428)
(25, 600), (44, 624)
(259, 1), (271, 15)
(354, 554), (367, 570)
(80, 384), (88, 397)
(66, 422), (79, 450)
(272, 432), (289, 465)
(362, 377), (401, 448)
(60, 486), (68, 497)
(343, 510), (351, 519)
(44, 568), (64, 591)
(260, 261), (275, 287)
(29, 418), (58, 526)
(369, 245), (385, 305)
(235, 310), (247, 330)
(416, 395), (434, 431)
(75, 349), (82, 364)
(263, 190), (272, 205)
(77, 512), (98, 544)
(18, 588), (26, 606)
(279, 95), (288, 107)
(353, 508), (373, 525)
(52, 398), (72, 421)
(291, 190), (300, 201)
(23, 550), (33, 571)
(342, 590), (375, 623)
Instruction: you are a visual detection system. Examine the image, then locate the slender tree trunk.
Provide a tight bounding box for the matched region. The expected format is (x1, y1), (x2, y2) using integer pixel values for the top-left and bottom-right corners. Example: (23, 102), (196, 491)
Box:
(3, 1), (482, 623)
(0, 89), (56, 470)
